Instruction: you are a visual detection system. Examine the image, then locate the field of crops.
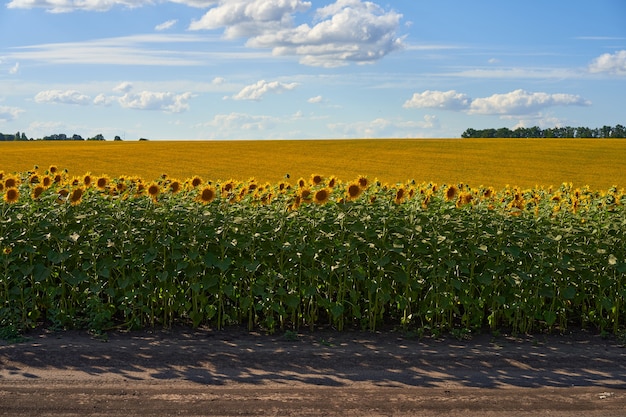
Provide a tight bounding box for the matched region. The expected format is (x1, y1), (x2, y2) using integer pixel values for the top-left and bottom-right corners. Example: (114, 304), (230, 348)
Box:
(2, 138), (626, 188)
(1, 152), (625, 336)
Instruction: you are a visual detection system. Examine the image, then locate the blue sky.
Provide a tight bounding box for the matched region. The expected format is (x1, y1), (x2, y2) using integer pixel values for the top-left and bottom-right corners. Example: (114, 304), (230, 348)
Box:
(0, 0), (625, 140)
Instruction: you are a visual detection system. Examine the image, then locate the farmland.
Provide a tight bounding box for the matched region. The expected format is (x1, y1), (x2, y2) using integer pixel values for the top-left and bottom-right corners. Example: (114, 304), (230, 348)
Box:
(1, 138), (626, 189)
(1, 138), (625, 336)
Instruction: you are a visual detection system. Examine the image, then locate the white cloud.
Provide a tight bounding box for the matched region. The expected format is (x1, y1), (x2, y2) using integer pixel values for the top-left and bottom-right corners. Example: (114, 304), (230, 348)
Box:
(0, 105), (24, 121)
(34, 89), (92, 105)
(403, 90), (470, 111)
(7, 34), (217, 67)
(188, 0), (403, 67)
(247, 0), (403, 67)
(189, 0), (311, 37)
(589, 50), (626, 75)
(307, 95), (323, 104)
(113, 81), (134, 93)
(9, 62), (20, 74)
(118, 91), (193, 112)
(212, 76), (225, 84)
(6, 0), (153, 12)
(468, 89), (590, 115)
(155, 19), (178, 31)
(329, 115), (439, 138)
(204, 112), (277, 131)
(231, 79), (298, 101)
(93, 93), (114, 106)
(404, 89), (590, 116)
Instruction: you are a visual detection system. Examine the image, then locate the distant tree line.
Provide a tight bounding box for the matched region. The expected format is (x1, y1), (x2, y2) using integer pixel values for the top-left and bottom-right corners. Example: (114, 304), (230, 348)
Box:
(0, 132), (126, 141)
(462, 125), (626, 139)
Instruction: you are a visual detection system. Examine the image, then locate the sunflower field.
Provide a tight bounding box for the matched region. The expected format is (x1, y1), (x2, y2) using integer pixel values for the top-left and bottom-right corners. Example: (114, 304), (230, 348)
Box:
(1, 166), (626, 336)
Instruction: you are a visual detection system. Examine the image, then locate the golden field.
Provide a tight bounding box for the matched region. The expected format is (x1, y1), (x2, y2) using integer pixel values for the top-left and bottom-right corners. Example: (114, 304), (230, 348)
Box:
(1, 138), (625, 189)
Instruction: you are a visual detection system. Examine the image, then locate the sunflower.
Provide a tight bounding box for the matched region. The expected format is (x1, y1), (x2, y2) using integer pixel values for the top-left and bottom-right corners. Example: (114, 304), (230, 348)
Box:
(357, 176), (369, 189)
(221, 181), (235, 196)
(96, 176), (109, 190)
(53, 174), (63, 184)
(327, 176), (338, 188)
(297, 177), (306, 188)
(310, 174), (323, 186)
(346, 182), (362, 201)
(32, 185), (45, 200)
(48, 165), (58, 174)
(147, 183), (160, 199)
(69, 187), (84, 205)
(4, 187), (19, 204)
(394, 187), (406, 204)
(190, 176), (203, 188)
(299, 188), (312, 201)
(169, 180), (181, 194)
(29, 174), (40, 184)
(42, 176), (52, 188)
(313, 188), (331, 204)
(0, 182), (3, 192)
(456, 192), (473, 208)
(198, 186), (216, 203)
(83, 173), (93, 187)
(445, 185), (459, 201)
(4, 177), (18, 188)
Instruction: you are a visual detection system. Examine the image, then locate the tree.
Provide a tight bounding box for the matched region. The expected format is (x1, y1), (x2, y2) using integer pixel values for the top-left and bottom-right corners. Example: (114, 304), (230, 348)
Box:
(114, 136), (122, 141)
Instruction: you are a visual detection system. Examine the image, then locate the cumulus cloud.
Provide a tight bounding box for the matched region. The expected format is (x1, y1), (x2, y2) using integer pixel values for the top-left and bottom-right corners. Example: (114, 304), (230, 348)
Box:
(231, 79), (298, 101)
(189, 0), (311, 38)
(307, 95), (323, 104)
(247, 0), (403, 67)
(93, 93), (114, 106)
(404, 89), (590, 115)
(113, 81), (134, 93)
(118, 91), (193, 112)
(589, 50), (626, 75)
(155, 19), (178, 31)
(205, 112), (277, 131)
(403, 90), (470, 111)
(0, 105), (24, 121)
(34, 89), (91, 105)
(9, 62), (19, 74)
(468, 89), (590, 115)
(188, 0), (403, 67)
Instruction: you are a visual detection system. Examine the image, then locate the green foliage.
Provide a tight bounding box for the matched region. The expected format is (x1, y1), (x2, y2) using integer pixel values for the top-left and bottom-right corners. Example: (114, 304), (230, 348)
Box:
(1, 171), (626, 337)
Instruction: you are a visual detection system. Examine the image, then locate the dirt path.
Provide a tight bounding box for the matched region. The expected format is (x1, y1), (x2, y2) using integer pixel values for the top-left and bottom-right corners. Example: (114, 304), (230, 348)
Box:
(1, 327), (625, 416)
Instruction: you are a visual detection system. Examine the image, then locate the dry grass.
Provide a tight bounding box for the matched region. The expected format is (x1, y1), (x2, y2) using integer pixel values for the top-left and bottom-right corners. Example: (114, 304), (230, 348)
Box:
(1, 138), (625, 188)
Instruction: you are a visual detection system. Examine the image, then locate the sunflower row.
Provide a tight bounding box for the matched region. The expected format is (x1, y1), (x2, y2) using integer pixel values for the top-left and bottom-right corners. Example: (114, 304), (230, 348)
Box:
(2, 166), (625, 216)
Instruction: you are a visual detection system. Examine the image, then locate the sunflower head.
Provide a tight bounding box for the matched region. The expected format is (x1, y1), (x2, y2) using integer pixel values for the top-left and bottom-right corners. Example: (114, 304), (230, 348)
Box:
(310, 174), (323, 186)
(190, 176), (203, 188)
(96, 176), (109, 190)
(299, 188), (312, 201)
(327, 176), (338, 188)
(357, 176), (369, 189)
(70, 187), (84, 205)
(198, 186), (216, 204)
(83, 173), (93, 187)
(48, 165), (58, 174)
(394, 187), (406, 204)
(445, 185), (459, 201)
(297, 177), (306, 188)
(32, 185), (45, 200)
(169, 180), (181, 193)
(29, 174), (40, 184)
(4, 188), (19, 204)
(4, 177), (18, 188)
(147, 183), (160, 199)
(346, 182), (362, 201)
(313, 188), (331, 205)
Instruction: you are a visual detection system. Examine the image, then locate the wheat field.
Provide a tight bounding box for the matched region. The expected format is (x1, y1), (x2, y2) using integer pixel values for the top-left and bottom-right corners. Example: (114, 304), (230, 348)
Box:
(1, 138), (625, 188)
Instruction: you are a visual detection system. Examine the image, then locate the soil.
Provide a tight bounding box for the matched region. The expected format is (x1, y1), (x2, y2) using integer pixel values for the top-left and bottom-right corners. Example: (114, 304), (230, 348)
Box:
(1, 326), (626, 416)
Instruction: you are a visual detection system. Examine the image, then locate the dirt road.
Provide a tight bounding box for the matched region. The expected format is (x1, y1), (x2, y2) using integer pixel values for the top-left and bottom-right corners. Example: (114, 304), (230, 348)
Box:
(1, 327), (625, 416)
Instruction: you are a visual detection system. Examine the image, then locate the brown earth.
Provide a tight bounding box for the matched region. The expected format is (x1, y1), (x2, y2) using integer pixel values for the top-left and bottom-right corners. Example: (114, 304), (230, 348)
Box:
(1, 326), (626, 416)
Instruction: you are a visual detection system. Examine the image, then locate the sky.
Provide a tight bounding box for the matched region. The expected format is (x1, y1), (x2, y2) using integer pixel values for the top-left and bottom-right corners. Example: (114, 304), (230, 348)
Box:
(0, 0), (625, 140)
